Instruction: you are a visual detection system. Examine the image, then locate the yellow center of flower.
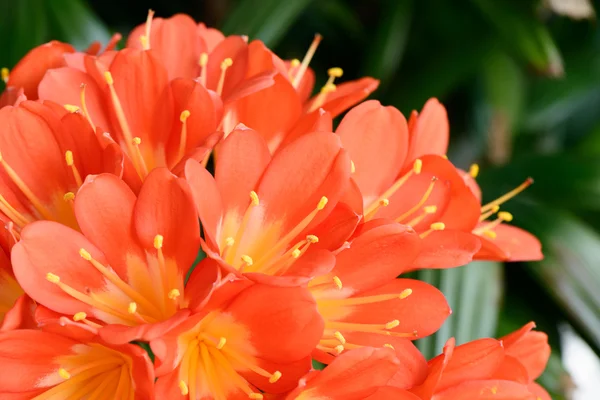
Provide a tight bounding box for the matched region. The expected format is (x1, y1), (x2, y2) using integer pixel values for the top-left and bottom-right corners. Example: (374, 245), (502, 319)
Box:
(33, 343), (134, 400)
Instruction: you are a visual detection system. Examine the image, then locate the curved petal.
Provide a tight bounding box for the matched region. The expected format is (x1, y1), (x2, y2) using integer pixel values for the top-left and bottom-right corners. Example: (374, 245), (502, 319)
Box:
(279, 108), (333, 151)
(206, 36), (249, 99)
(134, 168), (200, 276)
(475, 224), (543, 262)
(7, 41), (74, 100)
(366, 387), (423, 400)
(406, 98), (449, 163)
(527, 383), (551, 400)
(309, 77), (380, 118)
(337, 100), (409, 200)
(411, 230), (481, 270)
(432, 380), (537, 400)
(501, 324), (550, 381)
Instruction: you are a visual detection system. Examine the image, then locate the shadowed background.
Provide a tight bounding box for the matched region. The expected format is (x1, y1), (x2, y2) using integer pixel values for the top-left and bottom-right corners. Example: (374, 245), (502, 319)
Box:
(1, 0), (599, 397)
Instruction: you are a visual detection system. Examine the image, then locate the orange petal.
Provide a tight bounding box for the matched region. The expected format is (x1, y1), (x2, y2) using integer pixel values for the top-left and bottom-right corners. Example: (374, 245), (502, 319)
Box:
(411, 230), (481, 270)
(134, 168), (200, 274)
(7, 41), (74, 100)
(310, 202), (360, 252)
(492, 355), (530, 383)
(500, 323), (550, 381)
(127, 14), (202, 80)
(527, 383), (551, 400)
(215, 126), (271, 213)
(0, 295), (35, 332)
(365, 387), (423, 400)
(475, 224), (543, 262)
(206, 36), (249, 99)
(337, 100), (409, 200)
(433, 380), (537, 400)
(279, 108), (333, 151)
(406, 98), (449, 164)
(308, 77), (380, 118)
(197, 23), (225, 53)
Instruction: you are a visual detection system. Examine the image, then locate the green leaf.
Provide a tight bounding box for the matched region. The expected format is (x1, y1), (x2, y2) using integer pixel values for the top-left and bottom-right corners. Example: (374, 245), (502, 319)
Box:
(470, 0), (563, 77)
(416, 261), (503, 359)
(44, 0), (111, 50)
(221, 0), (316, 47)
(362, 0), (413, 89)
(185, 247), (207, 285)
(0, 0), (48, 67)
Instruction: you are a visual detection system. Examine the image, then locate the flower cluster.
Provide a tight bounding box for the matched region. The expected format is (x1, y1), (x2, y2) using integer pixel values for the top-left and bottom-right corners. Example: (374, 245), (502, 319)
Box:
(0, 11), (548, 400)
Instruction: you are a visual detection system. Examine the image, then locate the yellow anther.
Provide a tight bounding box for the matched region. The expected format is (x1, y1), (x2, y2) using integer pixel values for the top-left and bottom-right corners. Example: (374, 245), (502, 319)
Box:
(46, 273), (60, 283)
(334, 331), (346, 344)
(317, 196), (329, 210)
(334, 344), (344, 354)
(58, 368), (71, 380)
(430, 222), (446, 231)
(442, 154), (448, 159)
(249, 191), (259, 206)
(491, 386), (498, 394)
(399, 288), (413, 299)
(139, 35), (149, 49)
(224, 237), (235, 247)
(79, 248), (92, 261)
(333, 276), (343, 290)
(269, 370), (282, 383)
(73, 312), (87, 321)
(383, 344), (395, 349)
(469, 163), (480, 178)
(483, 230), (497, 239)
(328, 67), (344, 78)
(241, 255), (253, 266)
(65, 151), (74, 166)
(128, 302), (137, 314)
(423, 205), (437, 214)
(221, 58), (233, 69)
(491, 205), (500, 213)
(249, 394), (263, 399)
(179, 381), (189, 395)
(385, 319), (400, 329)
(1, 67), (8, 83)
(320, 82), (337, 93)
(199, 53), (208, 67)
(306, 234), (319, 243)
(180, 110), (190, 122)
(132, 137), (142, 145)
(168, 289), (180, 300)
(413, 159), (423, 174)
(154, 234), (164, 249)
(379, 198), (390, 207)
(63, 192), (75, 202)
(217, 337), (226, 349)
(498, 211), (513, 222)
(350, 160), (356, 174)
(104, 71), (114, 85)
(292, 249), (301, 258)
(64, 104), (80, 113)
(290, 59), (300, 68)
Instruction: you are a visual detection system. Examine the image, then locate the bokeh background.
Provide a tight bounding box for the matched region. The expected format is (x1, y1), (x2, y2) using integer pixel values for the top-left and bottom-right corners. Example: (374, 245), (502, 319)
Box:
(2, 0), (600, 398)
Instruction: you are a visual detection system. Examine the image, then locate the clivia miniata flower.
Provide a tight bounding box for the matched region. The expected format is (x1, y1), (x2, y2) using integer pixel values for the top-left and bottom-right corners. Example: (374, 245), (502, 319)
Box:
(11, 169), (204, 344)
(151, 282), (324, 399)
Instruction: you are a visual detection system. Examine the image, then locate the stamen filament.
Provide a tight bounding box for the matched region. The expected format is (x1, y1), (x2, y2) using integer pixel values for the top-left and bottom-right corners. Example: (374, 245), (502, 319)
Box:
(65, 151), (83, 187)
(292, 34), (322, 88)
(79, 84), (96, 128)
(178, 110), (191, 163)
(395, 177), (437, 223)
(0, 194), (31, 227)
(217, 58), (233, 96)
(198, 53), (208, 87)
(480, 178), (533, 213)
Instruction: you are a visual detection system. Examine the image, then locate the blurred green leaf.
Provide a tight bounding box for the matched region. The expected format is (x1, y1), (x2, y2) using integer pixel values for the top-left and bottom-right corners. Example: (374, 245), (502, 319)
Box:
(0, 0), (48, 67)
(221, 0), (315, 47)
(185, 247), (207, 285)
(417, 261), (503, 359)
(45, 0), (111, 49)
(470, 0), (563, 76)
(362, 0), (413, 88)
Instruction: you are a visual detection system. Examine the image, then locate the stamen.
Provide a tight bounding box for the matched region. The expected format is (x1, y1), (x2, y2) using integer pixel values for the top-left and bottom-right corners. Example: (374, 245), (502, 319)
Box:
(65, 151), (83, 187)
(292, 249), (301, 258)
(142, 9), (155, 50)
(58, 368), (71, 380)
(420, 222), (445, 238)
(395, 177), (437, 223)
(498, 211), (513, 222)
(469, 164), (479, 178)
(241, 255), (253, 267)
(179, 380), (189, 395)
(364, 198), (389, 220)
(386, 320), (400, 329)
(64, 104), (80, 113)
(413, 159), (423, 174)
(131, 137), (149, 177)
(291, 34), (322, 88)
(334, 345), (344, 354)
(168, 289), (180, 300)
(216, 337), (226, 350)
(334, 331), (346, 344)
(250, 191), (259, 206)
(178, 110), (191, 162)
(400, 288), (412, 299)
(306, 234), (319, 243)
(318, 291), (411, 307)
(318, 196), (328, 210)
(406, 204), (438, 227)
(1, 67), (8, 83)
(480, 178), (533, 213)
(350, 160), (356, 174)
(479, 205), (500, 222)
(483, 230), (497, 239)
(46, 273), (60, 283)
(198, 53), (208, 86)
(217, 58), (233, 96)
(128, 302), (137, 314)
(73, 312), (87, 321)
(333, 276), (343, 290)
(269, 371), (282, 383)
(79, 84), (96, 128)
(153, 234), (163, 249)
(249, 394), (263, 399)
(309, 83), (336, 112)
(326, 320), (415, 337)
(0, 194), (31, 228)
(225, 191), (261, 264)
(384, 344), (394, 349)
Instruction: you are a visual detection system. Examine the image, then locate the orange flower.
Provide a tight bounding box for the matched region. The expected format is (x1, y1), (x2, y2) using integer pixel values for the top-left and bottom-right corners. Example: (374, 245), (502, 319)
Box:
(286, 347), (420, 400)
(410, 323), (551, 400)
(307, 220), (450, 373)
(11, 169), (207, 344)
(336, 99), (541, 264)
(0, 246), (35, 331)
(0, 100), (128, 245)
(150, 282), (324, 399)
(185, 127), (355, 285)
(0, 321), (155, 399)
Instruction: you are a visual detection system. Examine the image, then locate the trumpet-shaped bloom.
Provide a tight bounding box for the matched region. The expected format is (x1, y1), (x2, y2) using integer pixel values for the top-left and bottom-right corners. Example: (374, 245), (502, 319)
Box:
(0, 100), (126, 244)
(151, 282), (324, 399)
(11, 169), (205, 344)
(286, 347), (422, 400)
(185, 127), (355, 285)
(0, 323), (155, 399)
(410, 323), (551, 400)
(307, 220), (450, 373)
(336, 99), (541, 264)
